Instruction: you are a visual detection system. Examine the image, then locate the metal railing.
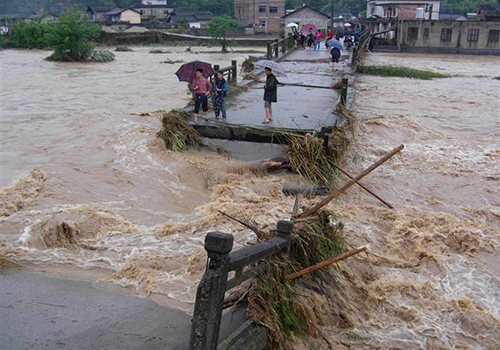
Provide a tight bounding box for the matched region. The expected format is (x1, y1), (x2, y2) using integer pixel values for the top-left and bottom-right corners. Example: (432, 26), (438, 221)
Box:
(213, 60), (237, 85)
(189, 220), (294, 350)
(266, 34), (296, 60)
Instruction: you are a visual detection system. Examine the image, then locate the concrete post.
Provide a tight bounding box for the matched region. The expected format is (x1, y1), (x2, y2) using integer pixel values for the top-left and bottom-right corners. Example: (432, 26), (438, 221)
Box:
(274, 39), (279, 58)
(189, 232), (234, 350)
(266, 43), (272, 59)
(231, 60), (237, 84)
(341, 78), (348, 106)
(276, 220), (293, 253)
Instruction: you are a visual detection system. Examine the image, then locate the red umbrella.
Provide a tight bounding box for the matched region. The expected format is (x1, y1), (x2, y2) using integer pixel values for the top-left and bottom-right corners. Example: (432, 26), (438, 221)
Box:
(175, 61), (214, 83)
(301, 23), (318, 35)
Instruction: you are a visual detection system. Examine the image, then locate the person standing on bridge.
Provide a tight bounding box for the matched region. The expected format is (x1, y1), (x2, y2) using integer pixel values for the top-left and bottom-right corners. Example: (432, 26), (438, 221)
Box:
(212, 71), (228, 120)
(191, 68), (212, 124)
(262, 67), (279, 124)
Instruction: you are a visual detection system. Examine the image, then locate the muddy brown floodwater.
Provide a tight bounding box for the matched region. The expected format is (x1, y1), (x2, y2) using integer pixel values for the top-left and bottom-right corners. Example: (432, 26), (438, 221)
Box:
(1, 47), (499, 349)
(1, 46), (300, 309)
(300, 53), (499, 350)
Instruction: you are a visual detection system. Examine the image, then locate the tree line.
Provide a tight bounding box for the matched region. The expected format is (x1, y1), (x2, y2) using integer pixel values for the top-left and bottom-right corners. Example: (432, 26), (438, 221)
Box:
(2, 0), (495, 17)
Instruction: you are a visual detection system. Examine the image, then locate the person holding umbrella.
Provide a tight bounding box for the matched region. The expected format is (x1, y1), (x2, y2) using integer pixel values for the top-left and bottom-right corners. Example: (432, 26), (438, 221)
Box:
(191, 68), (212, 124)
(262, 67), (279, 124)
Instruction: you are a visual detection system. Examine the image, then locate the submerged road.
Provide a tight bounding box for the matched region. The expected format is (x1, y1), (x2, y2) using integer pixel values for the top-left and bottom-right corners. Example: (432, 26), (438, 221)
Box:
(0, 268), (246, 350)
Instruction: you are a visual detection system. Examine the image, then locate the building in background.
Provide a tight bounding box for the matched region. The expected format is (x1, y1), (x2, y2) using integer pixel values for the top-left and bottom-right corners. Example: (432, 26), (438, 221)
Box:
(234, 0), (286, 33)
(132, 0), (175, 22)
(171, 11), (214, 28)
(87, 6), (120, 22)
(104, 8), (142, 24)
(367, 0), (441, 20)
(282, 5), (330, 34)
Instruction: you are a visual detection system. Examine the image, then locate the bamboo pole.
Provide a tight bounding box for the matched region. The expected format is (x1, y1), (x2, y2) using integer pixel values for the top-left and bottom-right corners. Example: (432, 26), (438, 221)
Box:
(258, 80), (333, 90)
(296, 144), (404, 219)
(287, 245), (370, 281)
(331, 163), (394, 209)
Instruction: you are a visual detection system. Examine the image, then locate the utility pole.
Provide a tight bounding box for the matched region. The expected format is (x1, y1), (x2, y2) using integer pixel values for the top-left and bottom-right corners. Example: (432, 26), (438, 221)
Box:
(330, 0), (334, 29)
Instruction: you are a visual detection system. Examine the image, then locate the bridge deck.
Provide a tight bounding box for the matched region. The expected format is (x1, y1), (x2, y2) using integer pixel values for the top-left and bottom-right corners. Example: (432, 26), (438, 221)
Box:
(193, 47), (353, 143)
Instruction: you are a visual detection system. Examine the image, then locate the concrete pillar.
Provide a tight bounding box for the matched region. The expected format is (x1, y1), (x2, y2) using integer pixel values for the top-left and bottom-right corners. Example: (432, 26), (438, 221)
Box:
(189, 232), (234, 350)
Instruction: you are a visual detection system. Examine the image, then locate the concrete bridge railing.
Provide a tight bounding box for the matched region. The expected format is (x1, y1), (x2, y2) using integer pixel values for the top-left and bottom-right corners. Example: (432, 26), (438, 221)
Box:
(213, 61), (238, 85)
(189, 220), (294, 350)
(266, 34), (296, 60)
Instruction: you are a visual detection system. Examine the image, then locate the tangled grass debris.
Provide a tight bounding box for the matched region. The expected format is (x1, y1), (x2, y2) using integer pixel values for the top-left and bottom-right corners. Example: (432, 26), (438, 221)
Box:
(157, 110), (201, 151)
(248, 209), (345, 348)
(287, 134), (338, 186)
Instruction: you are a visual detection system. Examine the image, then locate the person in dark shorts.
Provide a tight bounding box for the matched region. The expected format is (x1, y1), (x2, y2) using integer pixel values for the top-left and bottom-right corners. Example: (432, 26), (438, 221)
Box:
(330, 47), (341, 63)
(191, 68), (212, 123)
(262, 67), (278, 124)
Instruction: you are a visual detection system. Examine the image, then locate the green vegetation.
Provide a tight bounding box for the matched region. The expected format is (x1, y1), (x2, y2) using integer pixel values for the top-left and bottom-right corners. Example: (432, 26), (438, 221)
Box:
(3, 9), (113, 63)
(46, 10), (100, 61)
(149, 48), (172, 54)
(7, 21), (55, 49)
(357, 65), (451, 80)
(161, 58), (184, 64)
(207, 16), (241, 53)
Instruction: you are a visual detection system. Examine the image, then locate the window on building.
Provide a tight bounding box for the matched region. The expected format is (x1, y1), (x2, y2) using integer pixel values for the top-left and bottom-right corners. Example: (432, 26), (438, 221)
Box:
(441, 28), (452, 41)
(269, 6), (278, 14)
(371, 7), (375, 14)
(423, 28), (430, 38)
(259, 5), (266, 13)
(140, 10), (145, 15)
(408, 27), (419, 40)
(488, 29), (500, 43)
(164, 10), (169, 14)
(467, 29), (479, 42)
(259, 19), (266, 27)
(152, 10), (157, 15)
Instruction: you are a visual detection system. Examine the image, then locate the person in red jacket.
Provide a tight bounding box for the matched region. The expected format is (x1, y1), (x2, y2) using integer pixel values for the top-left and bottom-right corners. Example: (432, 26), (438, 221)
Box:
(314, 31), (324, 51)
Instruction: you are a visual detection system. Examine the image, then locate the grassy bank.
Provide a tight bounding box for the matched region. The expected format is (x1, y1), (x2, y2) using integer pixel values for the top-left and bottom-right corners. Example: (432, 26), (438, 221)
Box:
(357, 65), (450, 80)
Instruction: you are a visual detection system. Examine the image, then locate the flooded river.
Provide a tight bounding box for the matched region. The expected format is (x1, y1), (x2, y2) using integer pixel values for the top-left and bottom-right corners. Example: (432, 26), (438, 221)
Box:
(1, 46), (292, 308)
(314, 53), (500, 349)
(1, 47), (499, 348)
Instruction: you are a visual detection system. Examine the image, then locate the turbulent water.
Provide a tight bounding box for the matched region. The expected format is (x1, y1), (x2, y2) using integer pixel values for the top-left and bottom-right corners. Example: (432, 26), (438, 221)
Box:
(0, 46), (288, 308)
(305, 53), (500, 349)
(1, 47), (499, 348)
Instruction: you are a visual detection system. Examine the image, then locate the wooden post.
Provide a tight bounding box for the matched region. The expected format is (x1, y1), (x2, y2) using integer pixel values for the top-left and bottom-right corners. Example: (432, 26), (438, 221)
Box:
(340, 78), (348, 106)
(231, 60), (237, 84)
(190, 232), (234, 350)
(351, 47), (357, 66)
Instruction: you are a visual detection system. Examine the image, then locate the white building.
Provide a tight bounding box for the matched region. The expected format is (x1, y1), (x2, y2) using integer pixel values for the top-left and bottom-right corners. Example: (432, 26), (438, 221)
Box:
(367, 0), (441, 20)
(141, 0), (168, 5)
